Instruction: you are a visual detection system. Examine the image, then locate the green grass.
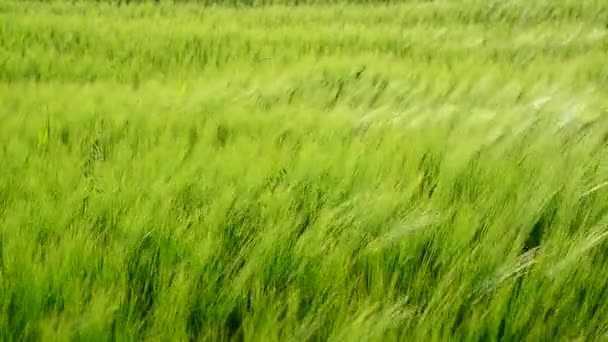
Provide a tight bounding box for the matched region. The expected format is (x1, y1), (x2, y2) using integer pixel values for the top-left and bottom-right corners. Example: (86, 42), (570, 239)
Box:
(1, 0), (608, 340)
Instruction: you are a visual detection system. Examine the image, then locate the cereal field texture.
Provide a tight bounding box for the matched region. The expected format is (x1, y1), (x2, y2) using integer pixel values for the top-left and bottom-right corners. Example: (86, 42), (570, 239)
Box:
(1, 0), (608, 340)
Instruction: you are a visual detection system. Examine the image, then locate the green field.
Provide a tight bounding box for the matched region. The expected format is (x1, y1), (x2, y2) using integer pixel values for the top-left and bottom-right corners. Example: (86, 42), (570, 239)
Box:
(1, 0), (608, 340)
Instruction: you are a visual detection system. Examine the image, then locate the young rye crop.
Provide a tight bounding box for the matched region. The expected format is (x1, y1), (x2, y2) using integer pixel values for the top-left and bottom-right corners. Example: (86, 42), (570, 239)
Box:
(1, 0), (608, 340)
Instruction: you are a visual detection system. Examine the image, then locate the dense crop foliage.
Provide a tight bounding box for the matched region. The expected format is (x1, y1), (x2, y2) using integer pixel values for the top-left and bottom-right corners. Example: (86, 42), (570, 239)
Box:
(1, 0), (608, 340)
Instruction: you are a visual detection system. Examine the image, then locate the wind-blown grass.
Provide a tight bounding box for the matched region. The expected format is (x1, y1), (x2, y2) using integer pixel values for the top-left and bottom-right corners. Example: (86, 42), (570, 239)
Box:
(1, 1), (608, 340)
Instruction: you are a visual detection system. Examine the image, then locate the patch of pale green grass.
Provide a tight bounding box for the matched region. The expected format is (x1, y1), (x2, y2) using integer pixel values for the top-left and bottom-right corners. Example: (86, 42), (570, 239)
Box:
(1, 1), (608, 340)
